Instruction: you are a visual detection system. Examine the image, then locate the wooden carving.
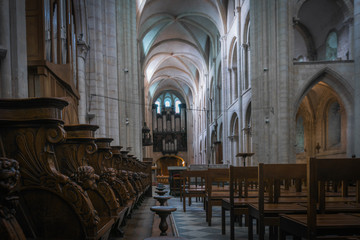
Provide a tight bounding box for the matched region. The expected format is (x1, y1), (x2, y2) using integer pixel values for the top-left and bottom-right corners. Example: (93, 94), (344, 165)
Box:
(55, 125), (120, 218)
(0, 98), (107, 239)
(0, 157), (26, 240)
(101, 168), (130, 206)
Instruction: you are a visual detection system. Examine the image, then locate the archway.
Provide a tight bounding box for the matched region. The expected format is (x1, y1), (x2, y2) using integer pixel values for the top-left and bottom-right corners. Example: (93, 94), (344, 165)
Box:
(156, 155), (185, 176)
(295, 81), (347, 163)
(230, 113), (239, 165)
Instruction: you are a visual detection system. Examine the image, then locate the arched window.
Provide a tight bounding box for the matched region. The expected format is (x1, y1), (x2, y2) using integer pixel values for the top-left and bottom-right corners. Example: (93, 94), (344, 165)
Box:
(327, 101), (341, 147)
(326, 31), (338, 60)
(296, 116), (305, 153)
(164, 98), (171, 107)
(175, 99), (181, 113)
(155, 100), (161, 113)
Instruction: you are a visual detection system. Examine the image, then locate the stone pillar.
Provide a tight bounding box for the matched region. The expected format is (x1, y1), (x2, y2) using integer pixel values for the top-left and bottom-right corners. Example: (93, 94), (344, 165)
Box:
(250, 0), (268, 164)
(87, 0), (106, 136)
(0, 0), (27, 98)
(0, 0), (12, 98)
(116, 0), (142, 159)
(354, 0), (360, 156)
(277, 0), (291, 163)
(77, 40), (90, 123)
(9, 0), (28, 98)
(105, 0), (119, 145)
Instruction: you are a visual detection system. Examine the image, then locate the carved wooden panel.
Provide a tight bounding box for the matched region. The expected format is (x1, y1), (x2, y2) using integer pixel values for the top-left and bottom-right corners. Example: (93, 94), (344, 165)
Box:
(0, 98), (106, 239)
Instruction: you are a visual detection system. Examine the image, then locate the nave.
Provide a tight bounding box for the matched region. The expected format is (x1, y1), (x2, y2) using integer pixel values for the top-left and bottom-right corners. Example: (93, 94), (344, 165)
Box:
(121, 185), (258, 240)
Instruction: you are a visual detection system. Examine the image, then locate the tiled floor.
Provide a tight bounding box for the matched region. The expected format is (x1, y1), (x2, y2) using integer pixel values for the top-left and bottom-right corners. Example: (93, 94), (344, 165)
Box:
(119, 185), (268, 239)
(168, 196), (262, 240)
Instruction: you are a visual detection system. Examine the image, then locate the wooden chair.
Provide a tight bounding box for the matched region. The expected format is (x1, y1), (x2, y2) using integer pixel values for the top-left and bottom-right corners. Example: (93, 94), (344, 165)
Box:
(181, 170), (207, 212)
(279, 158), (360, 239)
(248, 163), (307, 240)
(221, 166), (258, 240)
(205, 168), (230, 226)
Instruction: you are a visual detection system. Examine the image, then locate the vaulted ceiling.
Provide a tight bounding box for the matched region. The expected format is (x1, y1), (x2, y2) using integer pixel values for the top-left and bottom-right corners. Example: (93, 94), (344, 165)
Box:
(137, 0), (227, 105)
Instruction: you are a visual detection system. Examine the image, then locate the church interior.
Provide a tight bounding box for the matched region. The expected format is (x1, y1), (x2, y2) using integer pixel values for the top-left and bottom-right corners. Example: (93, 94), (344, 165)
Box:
(1, 0), (360, 239)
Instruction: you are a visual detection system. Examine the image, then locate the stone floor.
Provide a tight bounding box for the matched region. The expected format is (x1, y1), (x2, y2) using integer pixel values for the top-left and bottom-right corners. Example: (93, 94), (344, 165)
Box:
(117, 196), (156, 240)
(117, 185), (266, 240)
(168, 197), (261, 240)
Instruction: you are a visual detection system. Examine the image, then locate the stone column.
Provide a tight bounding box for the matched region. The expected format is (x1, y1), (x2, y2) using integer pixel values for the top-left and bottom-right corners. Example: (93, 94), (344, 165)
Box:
(77, 40), (90, 123)
(105, 0), (119, 145)
(87, 0), (106, 136)
(116, 0), (142, 159)
(277, 0), (291, 163)
(250, 0), (268, 164)
(354, 0), (360, 156)
(0, 0), (11, 98)
(0, 0), (27, 98)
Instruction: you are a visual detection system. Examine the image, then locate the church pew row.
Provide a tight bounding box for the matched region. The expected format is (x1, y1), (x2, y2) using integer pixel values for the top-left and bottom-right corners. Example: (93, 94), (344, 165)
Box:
(0, 97), (151, 240)
(181, 161), (360, 240)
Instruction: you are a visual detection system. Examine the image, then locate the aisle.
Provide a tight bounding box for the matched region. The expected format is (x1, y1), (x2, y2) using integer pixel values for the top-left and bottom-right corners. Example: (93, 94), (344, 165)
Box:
(167, 196), (260, 240)
(117, 196), (156, 240)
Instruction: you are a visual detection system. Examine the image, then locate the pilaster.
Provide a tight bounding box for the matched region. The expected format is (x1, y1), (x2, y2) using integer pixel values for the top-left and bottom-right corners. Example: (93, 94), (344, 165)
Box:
(353, 0), (360, 156)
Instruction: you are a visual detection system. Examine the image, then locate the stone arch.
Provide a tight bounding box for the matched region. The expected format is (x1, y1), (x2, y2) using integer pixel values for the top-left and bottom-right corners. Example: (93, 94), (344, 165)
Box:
(244, 102), (252, 152)
(229, 112), (239, 165)
(294, 0), (353, 20)
(210, 130), (216, 164)
(295, 0), (353, 61)
(243, 12), (251, 90)
(228, 37), (237, 103)
(294, 68), (352, 161)
(294, 67), (353, 113)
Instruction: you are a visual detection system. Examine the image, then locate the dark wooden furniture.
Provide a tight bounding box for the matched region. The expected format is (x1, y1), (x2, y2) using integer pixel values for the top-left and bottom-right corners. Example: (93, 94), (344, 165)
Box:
(150, 206), (177, 236)
(205, 168), (230, 226)
(0, 157), (26, 240)
(168, 166), (187, 196)
(279, 158), (360, 239)
(55, 125), (123, 220)
(236, 152), (255, 166)
(181, 170), (207, 212)
(248, 163), (307, 240)
(0, 98), (114, 239)
(221, 166), (258, 240)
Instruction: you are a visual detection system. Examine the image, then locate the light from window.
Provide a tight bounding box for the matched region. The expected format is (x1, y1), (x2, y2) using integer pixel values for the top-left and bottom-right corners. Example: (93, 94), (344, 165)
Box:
(175, 100), (181, 113)
(155, 101), (161, 113)
(326, 32), (337, 60)
(164, 98), (171, 107)
(328, 102), (341, 147)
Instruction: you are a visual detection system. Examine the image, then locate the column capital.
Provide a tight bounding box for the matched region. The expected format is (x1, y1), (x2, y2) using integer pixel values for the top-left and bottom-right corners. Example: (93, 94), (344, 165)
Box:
(242, 43), (249, 49)
(77, 40), (90, 60)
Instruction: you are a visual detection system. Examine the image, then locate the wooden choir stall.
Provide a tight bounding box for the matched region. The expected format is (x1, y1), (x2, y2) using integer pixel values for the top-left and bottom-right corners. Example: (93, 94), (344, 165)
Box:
(0, 97), (152, 240)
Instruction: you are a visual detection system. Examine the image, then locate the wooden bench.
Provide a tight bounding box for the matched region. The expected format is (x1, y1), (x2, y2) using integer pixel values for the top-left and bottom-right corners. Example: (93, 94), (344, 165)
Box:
(181, 170), (207, 212)
(279, 158), (360, 239)
(248, 163), (307, 240)
(221, 166), (258, 240)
